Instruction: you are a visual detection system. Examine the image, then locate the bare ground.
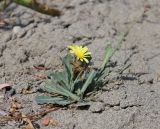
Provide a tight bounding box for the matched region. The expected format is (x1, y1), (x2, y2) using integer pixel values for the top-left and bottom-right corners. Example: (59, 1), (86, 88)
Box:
(0, 0), (160, 129)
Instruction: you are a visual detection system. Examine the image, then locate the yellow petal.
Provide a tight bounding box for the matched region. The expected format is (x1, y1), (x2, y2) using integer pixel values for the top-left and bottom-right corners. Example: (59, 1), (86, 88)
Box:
(83, 58), (89, 63)
(76, 57), (80, 60)
(80, 59), (83, 62)
(79, 46), (83, 49)
(68, 45), (77, 50)
(84, 55), (91, 58)
(68, 44), (91, 64)
(82, 47), (88, 53)
(70, 50), (75, 53)
(84, 52), (91, 55)
(68, 45), (73, 49)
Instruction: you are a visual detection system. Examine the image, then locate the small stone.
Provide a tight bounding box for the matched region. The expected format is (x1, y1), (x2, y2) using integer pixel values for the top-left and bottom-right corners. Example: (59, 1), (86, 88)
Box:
(41, 118), (50, 126)
(89, 102), (105, 113)
(138, 74), (154, 84)
(21, 18), (34, 27)
(113, 106), (120, 111)
(105, 106), (110, 110)
(12, 26), (27, 38)
(13, 26), (22, 34)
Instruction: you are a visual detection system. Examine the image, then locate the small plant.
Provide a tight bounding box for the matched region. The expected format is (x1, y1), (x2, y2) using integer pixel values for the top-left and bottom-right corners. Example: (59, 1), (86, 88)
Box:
(35, 44), (113, 105)
(35, 26), (132, 106)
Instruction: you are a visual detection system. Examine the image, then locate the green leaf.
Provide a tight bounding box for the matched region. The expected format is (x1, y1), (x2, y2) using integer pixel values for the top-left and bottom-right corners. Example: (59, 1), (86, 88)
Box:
(45, 81), (68, 96)
(45, 80), (80, 101)
(35, 96), (72, 105)
(80, 70), (96, 97)
(95, 68), (110, 82)
(49, 72), (69, 90)
(101, 45), (113, 70)
(61, 55), (74, 89)
(62, 55), (73, 79)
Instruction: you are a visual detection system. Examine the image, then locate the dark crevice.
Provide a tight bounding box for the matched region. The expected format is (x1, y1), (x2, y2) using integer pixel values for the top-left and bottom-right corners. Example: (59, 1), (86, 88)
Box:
(121, 104), (143, 109)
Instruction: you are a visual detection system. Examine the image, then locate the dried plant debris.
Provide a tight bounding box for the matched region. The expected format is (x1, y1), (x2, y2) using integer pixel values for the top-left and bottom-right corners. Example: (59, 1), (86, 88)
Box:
(0, 0), (61, 16)
(0, 103), (59, 125)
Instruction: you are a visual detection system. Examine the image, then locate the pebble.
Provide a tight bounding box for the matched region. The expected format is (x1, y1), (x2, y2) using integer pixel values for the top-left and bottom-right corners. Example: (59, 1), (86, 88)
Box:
(113, 106), (120, 111)
(21, 18), (34, 27)
(13, 26), (22, 34)
(89, 102), (105, 113)
(41, 118), (50, 126)
(12, 26), (27, 38)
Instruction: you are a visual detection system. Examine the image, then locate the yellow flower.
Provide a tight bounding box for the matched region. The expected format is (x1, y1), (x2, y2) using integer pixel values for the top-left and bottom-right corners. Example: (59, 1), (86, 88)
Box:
(68, 44), (91, 63)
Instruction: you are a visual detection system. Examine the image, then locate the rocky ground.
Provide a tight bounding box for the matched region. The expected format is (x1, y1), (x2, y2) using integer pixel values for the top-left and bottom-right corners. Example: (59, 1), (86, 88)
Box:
(0, 0), (160, 129)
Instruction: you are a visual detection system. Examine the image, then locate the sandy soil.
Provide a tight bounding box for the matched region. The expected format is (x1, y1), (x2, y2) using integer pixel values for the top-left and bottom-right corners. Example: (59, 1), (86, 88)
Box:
(0, 0), (160, 129)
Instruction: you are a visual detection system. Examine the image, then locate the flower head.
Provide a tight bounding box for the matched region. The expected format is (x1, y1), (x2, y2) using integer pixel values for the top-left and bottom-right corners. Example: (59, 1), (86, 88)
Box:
(68, 44), (91, 63)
